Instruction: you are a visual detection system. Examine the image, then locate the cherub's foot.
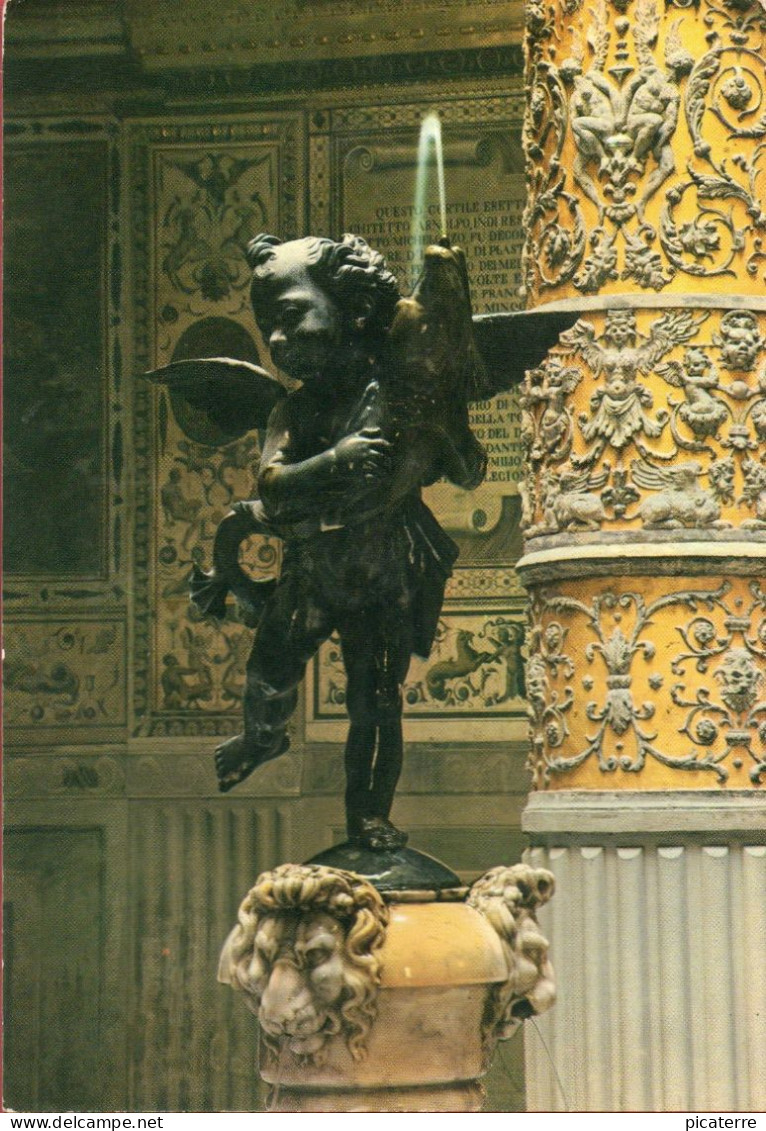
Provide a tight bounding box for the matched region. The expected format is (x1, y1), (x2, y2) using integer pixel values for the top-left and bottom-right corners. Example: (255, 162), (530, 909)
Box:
(214, 732), (290, 793)
(348, 815), (408, 852)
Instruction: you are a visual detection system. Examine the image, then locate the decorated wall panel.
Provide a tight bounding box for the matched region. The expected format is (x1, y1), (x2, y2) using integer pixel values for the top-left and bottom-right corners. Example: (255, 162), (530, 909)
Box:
(3, 124), (129, 744)
(128, 115), (304, 738)
(307, 605), (528, 741)
(4, 828), (108, 1111)
(4, 141), (110, 579)
(3, 618), (127, 734)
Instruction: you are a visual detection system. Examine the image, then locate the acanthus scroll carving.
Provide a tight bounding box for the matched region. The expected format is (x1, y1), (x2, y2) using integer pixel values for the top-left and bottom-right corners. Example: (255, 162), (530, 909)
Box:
(523, 0), (766, 299)
(527, 579), (766, 786)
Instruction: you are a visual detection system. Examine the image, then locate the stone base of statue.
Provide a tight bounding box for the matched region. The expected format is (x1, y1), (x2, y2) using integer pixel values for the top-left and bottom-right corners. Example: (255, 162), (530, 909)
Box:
(218, 847), (556, 1113)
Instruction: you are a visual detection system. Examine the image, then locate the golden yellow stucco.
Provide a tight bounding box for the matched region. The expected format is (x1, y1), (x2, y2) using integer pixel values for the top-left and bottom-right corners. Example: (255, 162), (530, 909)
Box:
(519, 0), (765, 792)
(526, 573), (765, 791)
(522, 0), (766, 306)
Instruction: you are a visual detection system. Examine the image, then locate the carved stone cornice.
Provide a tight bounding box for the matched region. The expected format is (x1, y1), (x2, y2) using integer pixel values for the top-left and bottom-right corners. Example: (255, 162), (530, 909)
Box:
(125, 0), (525, 70)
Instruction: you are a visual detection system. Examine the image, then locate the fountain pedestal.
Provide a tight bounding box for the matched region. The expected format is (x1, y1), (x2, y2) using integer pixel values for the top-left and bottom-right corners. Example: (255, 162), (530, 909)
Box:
(218, 853), (556, 1112)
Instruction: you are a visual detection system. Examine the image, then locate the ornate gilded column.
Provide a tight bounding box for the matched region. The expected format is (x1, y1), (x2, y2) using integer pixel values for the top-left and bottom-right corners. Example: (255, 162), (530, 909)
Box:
(516, 0), (766, 1109)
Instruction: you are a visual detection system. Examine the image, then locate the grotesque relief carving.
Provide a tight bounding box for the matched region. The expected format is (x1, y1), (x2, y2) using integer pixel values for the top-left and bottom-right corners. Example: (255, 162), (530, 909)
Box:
(715, 311), (765, 372)
(520, 308), (766, 535)
(564, 309), (701, 463)
(656, 348), (729, 444)
(523, 0), (766, 299)
(660, 0), (766, 280)
(467, 864), (556, 1049)
(741, 457), (766, 525)
(566, 1), (692, 223)
(629, 459), (725, 527)
(218, 864), (389, 1064)
(527, 580), (766, 786)
(522, 52), (587, 293)
(714, 647), (763, 714)
(520, 359), (582, 466)
(532, 466), (610, 535)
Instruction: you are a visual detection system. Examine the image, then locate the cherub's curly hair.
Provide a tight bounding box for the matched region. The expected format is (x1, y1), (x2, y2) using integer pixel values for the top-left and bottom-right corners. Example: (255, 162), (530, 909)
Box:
(224, 863), (389, 1061)
(246, 233), (400, 341)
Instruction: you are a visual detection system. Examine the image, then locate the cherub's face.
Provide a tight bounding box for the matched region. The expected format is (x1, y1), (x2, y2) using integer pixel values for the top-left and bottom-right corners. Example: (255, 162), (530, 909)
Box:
(254, 248), (343, 386)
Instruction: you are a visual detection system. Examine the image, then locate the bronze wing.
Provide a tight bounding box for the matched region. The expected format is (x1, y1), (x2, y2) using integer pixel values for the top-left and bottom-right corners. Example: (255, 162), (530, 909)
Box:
(471, 307), (581, 398)
(144, 356), (285, 446)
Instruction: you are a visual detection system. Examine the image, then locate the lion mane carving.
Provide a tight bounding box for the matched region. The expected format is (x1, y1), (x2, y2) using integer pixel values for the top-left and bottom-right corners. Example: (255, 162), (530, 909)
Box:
(218, 863), (389, 1063)
(467, 864), (556, 1047)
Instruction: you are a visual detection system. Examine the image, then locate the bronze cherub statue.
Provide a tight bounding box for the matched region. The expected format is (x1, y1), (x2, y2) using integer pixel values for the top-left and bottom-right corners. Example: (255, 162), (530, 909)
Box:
(148, 232), (572, 852)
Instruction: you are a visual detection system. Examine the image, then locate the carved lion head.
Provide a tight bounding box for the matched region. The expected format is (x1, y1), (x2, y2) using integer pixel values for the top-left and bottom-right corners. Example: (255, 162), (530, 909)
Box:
(219, 863), (389, 1063)
(468, 863), (556, 1045)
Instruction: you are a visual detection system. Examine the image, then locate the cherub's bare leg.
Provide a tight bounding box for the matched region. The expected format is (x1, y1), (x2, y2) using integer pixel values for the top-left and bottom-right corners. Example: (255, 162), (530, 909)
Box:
(341, 611), (410, 851)
(215, 730), (290, 792)
(215, 581), (332, 792)
(342, 627), (379, 841)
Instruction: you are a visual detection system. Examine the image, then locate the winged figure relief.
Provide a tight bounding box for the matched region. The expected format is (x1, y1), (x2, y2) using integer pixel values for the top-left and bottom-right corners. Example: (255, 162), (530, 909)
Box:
(630, 458), (726, 528)
(560, 308), (707, 463)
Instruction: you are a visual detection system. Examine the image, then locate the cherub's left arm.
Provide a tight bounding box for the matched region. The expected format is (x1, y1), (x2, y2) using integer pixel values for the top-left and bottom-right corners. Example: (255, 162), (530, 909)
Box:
(258, 399), (392, 529)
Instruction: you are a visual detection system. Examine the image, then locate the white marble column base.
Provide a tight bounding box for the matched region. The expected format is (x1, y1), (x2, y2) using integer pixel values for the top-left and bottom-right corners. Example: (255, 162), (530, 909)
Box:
(522, 791), (766, 1112)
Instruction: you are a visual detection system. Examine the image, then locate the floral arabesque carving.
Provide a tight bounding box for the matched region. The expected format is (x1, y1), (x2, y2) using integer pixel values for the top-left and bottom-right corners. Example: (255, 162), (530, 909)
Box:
(670, 581), (766, 782)
(522, 53), (588, 293)
(659, 1), (766, 280)
(526, 620), (575, 776)
(527, 580), (766, 786)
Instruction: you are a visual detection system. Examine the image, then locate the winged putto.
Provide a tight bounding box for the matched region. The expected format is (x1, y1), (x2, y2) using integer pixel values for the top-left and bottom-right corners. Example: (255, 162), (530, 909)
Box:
(147, 232), (573, 851)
